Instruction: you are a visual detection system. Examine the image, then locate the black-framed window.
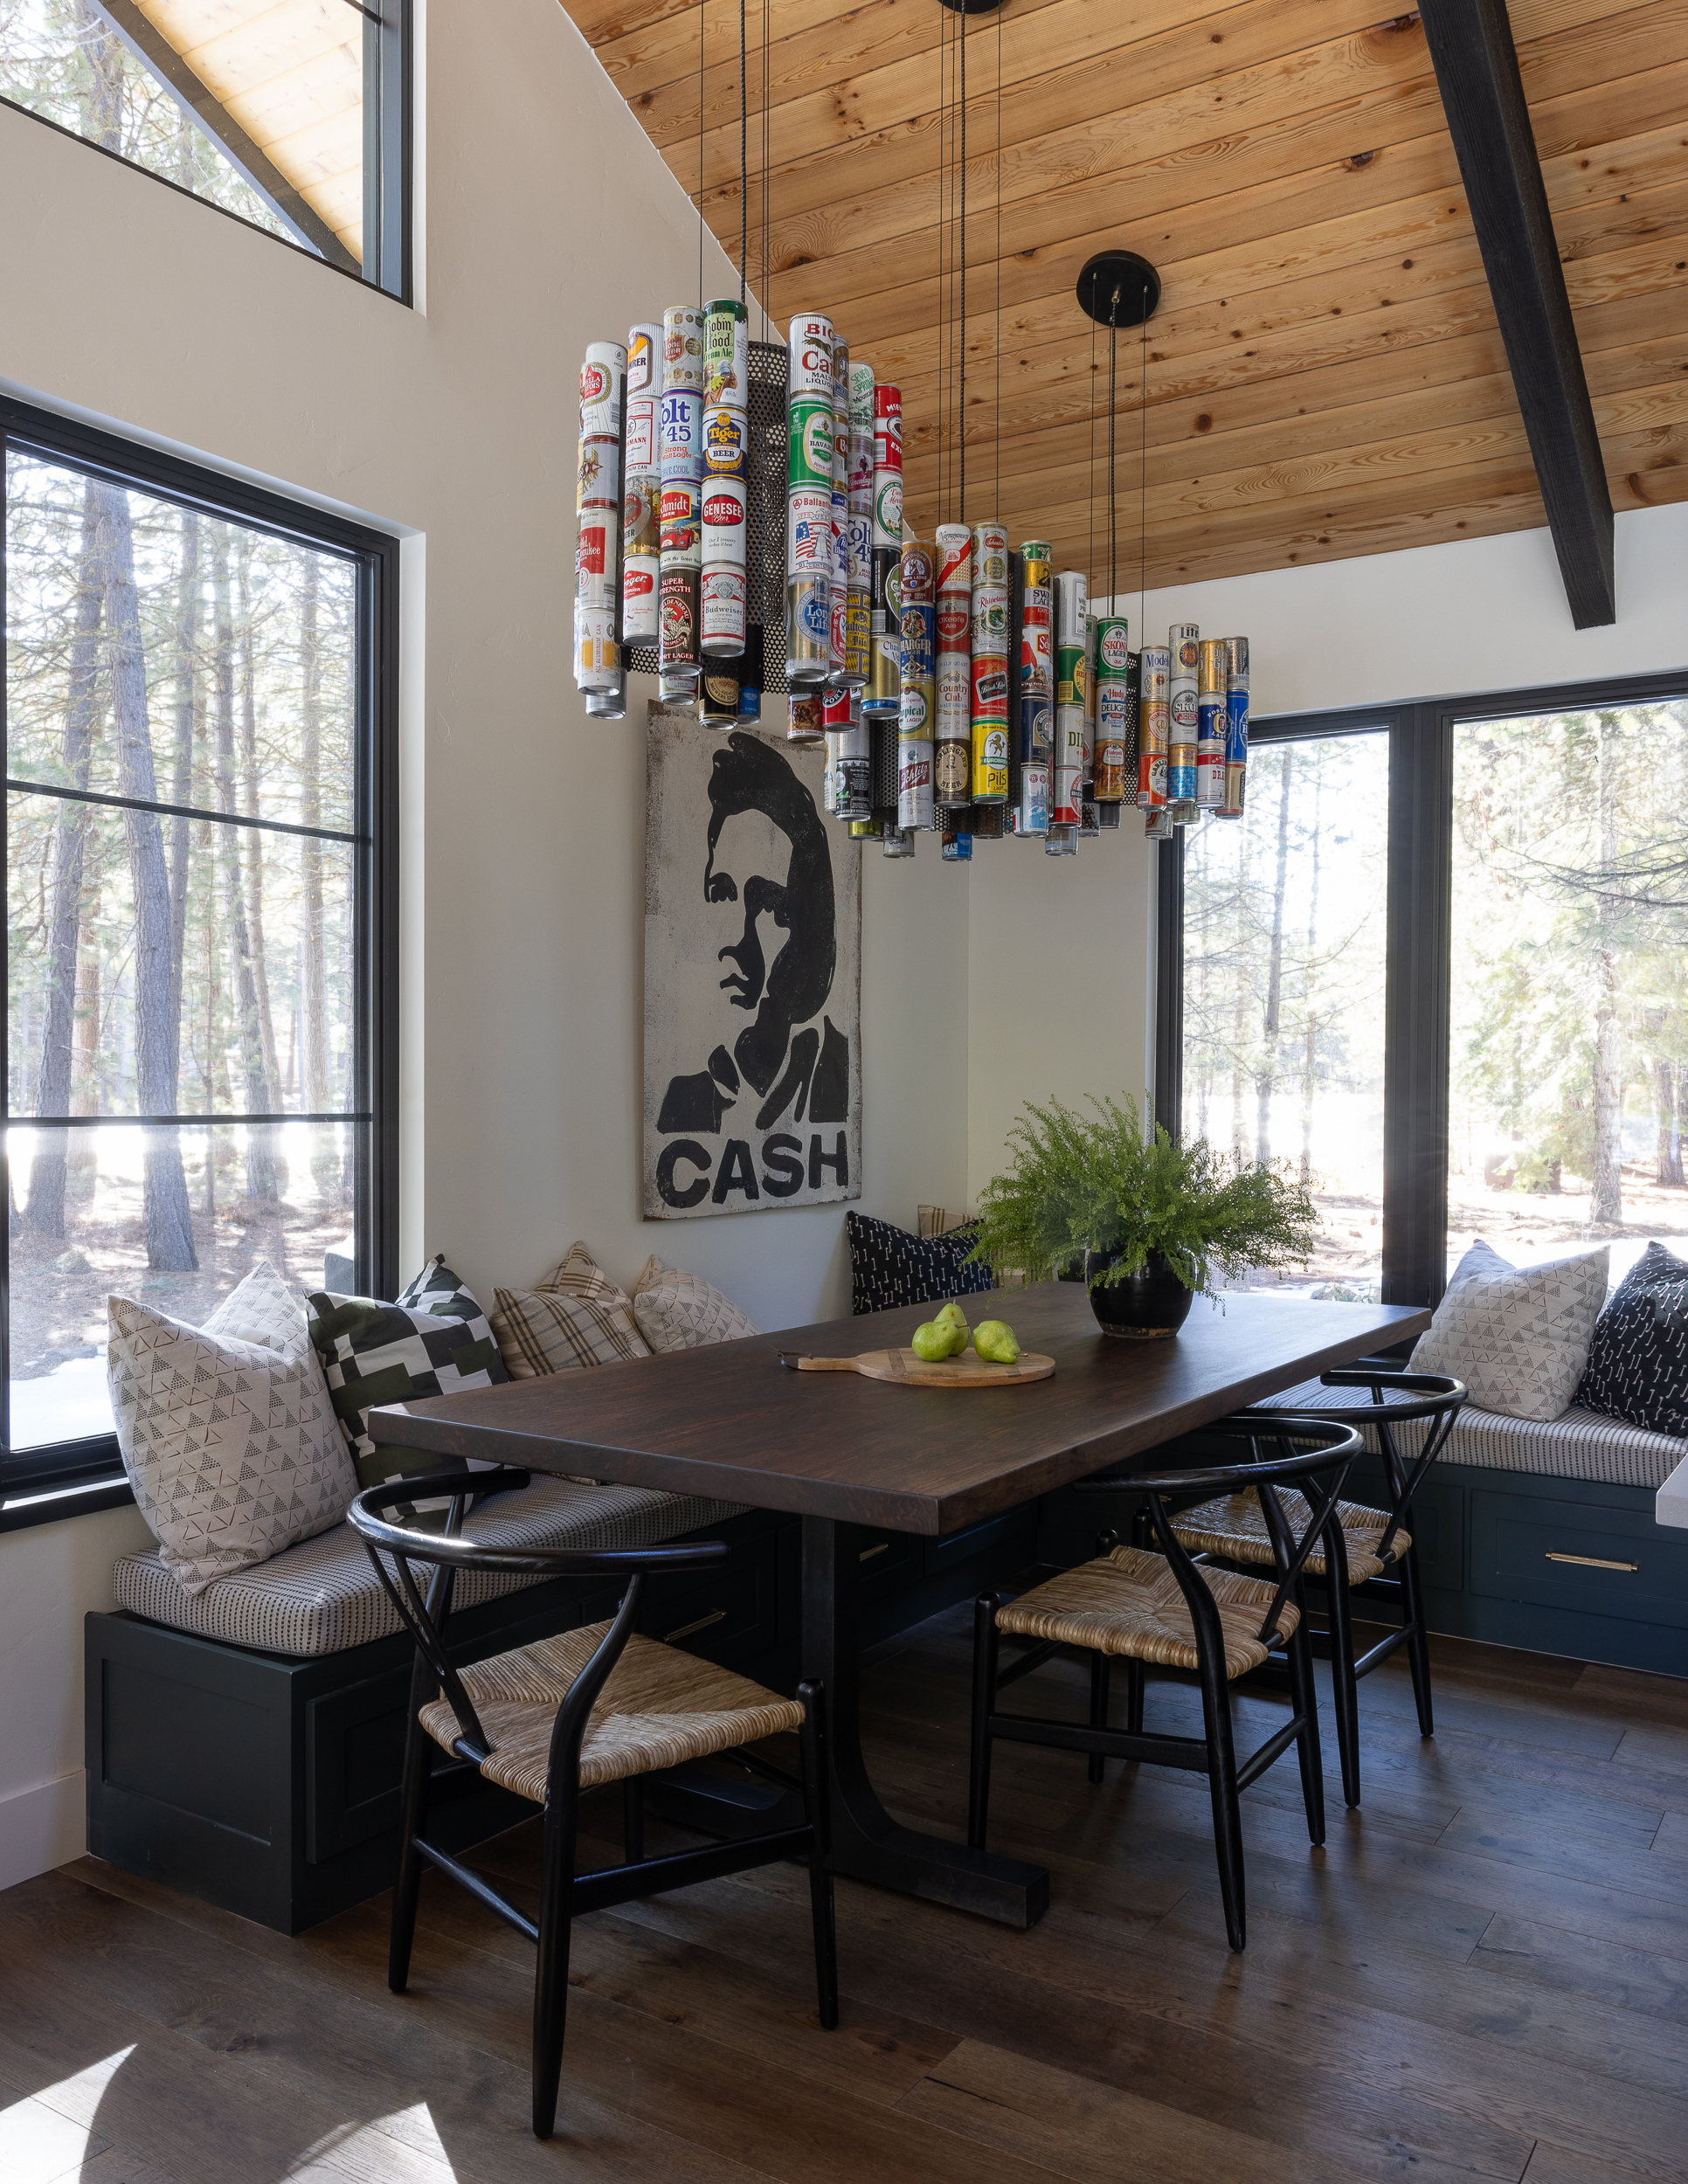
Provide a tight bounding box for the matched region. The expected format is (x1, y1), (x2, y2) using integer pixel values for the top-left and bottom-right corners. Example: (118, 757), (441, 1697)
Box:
(0, 1), (412, 303)
(2, 396), (398, 1524)
(1159, 669), (1688, 1312)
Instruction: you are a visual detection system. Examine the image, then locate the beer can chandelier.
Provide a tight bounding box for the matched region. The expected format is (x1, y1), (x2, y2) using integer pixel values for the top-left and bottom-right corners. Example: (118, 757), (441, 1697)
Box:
(569, 0), (1251, 855)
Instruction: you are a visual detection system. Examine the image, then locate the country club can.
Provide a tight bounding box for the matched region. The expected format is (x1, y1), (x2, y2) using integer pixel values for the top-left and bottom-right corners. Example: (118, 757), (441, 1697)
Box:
(661, 304), (705, 391)
(704, 298), (749, 409)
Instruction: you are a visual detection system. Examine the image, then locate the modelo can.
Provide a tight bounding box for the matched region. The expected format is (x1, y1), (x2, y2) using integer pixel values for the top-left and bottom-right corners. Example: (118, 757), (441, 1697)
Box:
(578, 342), (626, 439)
(661, 304), (705, 391)
(702, 405), (748, 477)
(659, 565), (699, 677)
(702, 473), (748, 570)
(1197, 637), (1228, 806)
(659, 389), (702, 481)
(701, 565), (747, 655)
(1221, 635), (1249, 818)
(704, 298), (749, 409)
(660, 479), (702, 563)
(788, 313), (833, 400)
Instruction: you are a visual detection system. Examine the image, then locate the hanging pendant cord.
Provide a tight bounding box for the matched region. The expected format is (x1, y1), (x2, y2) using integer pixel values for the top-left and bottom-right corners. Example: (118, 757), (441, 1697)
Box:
(1088, 312), (1096, 603)
(994, 0), (1001, 523)
(697, 0), (704, 306)
(1108, 289), (1117, 621)
(958, 3), (965, 529)
(738, 0), (746, 309)
(1139, 317), (1148, 636)
(761, 0), (770, 334)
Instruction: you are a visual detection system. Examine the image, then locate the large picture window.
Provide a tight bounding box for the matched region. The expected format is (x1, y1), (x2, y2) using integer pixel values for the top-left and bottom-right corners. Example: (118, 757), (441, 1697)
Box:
(2, 398), (396, 1517)
(1162, 674), (1688, 1311)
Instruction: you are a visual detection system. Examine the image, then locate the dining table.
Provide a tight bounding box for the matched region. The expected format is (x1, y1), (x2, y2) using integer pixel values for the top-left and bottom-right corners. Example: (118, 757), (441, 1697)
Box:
(370, 1281), (1430, 1929)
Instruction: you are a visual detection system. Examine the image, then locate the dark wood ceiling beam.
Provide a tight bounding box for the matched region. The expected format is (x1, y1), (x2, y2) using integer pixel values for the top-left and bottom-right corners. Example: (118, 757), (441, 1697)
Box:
(1418, 0), (1615, 625)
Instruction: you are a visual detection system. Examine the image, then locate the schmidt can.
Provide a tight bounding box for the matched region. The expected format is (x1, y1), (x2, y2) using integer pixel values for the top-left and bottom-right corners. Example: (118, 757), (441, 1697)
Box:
(788, 313), (834, 400)
(661, 304), (705, 391)
(704, 298), (749, 409)
(660, 479), (702, 563)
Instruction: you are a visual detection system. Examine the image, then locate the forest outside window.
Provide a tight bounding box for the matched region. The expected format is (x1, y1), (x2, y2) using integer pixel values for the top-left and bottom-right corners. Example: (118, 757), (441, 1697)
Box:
(0, 1), (412, 301)
(3, 403), (396, 1508)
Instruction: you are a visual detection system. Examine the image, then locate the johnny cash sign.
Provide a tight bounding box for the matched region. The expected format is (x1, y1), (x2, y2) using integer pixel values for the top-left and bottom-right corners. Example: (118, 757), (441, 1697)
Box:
(644, 707), (861, 1218)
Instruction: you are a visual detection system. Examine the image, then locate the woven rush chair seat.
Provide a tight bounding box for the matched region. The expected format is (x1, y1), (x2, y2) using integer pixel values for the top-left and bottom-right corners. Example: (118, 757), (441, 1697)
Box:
(1173, 1489), (1412, 1586)
(419, 1625), (807, 1801)
(997, 1545), (1300, 1682)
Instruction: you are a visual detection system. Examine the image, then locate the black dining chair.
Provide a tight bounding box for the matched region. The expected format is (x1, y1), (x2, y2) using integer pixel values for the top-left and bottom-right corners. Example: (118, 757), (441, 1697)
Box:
(348, 1466), (838, 2139)
(968, 1414), (1364, 1952)
(1172, 1366), (1466, 1807)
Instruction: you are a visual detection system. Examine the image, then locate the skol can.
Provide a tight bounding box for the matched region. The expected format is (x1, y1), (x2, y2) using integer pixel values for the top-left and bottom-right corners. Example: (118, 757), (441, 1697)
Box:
(659, 389), (702, 480)
(971, 719), (1009, 802)
(704, 298), (749, 409)
(1221, 635), (1249, 818)
(578, 342), (626, 439)
(1168, 621), (1199, 803)
(702, 405), (748, 476)
(626, 322), (662, 398)
(701, 565), (747, 654)
(788, 688), (825, 743)
(1052, 705), (1084, 826)
(788, 313), (834, 400)
(702, 473), (748, 569)
(661, 304), (705, 391)
(1197, 637), (1228, 806)
(660, 479), (702, 563)
(659, 565), (699, 678)
(787, 397), (834, 490)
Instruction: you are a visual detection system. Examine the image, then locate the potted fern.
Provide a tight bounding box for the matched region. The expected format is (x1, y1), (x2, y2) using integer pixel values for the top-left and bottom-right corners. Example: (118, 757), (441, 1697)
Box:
(965, 1094), (1318, 1337)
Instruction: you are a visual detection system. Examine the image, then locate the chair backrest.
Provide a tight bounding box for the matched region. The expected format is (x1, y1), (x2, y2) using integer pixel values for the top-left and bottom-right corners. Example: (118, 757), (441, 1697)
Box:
(1263, 1366), (1466, 1563)
(348, 1466), (730, 1769)
(1079, 1417), (1365, 1648)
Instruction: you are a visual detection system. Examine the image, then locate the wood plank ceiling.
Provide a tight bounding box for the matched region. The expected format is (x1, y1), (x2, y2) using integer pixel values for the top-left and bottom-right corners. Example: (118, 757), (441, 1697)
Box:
(564, 0), (1688, 591)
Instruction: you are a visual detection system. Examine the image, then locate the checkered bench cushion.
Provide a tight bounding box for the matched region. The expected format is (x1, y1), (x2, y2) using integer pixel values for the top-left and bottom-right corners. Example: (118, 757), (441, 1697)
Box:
(113, 1476), (749, 1657)
(1257, 1377), (1686, 1490)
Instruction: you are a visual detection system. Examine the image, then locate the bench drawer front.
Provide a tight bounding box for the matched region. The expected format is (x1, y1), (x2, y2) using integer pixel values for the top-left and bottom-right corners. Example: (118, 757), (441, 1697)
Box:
(640, 1527), (783, 1667)
(1469, 1490), (1688, 1630)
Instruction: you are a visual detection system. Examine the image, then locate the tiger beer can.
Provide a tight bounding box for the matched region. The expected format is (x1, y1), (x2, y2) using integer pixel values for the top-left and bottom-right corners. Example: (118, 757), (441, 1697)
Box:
(704, 299), (749, 409)
(702, 473), (748, 570)
(788, 314), (834, 400)
(1196, 692), (1226, 805)
(936, 523), (972, 598)
(625, 393), (656, 474)
(576, 435), (619, 515)
(578, 342), (626, 439)
(659, 390), (702, 481)
(701, 565), (747, 655)
(788, 688), (826, 743)
(658, 565), (699, 677)
(971, 718), (1009, 802)
(1017, 762), (1050, 837)
(661, 305), (706, 391)
(971, 654), (1010, 724)
(626, 322), (662, 398)
(702, 405), (748, 478)
(575, 508), (619, 612)
(622, 552), (659, 643)
(660, 479), (702, 563)
(786, 574), (831, 686)
(897, 737), (934, 832)
(788, 397), (834, 490)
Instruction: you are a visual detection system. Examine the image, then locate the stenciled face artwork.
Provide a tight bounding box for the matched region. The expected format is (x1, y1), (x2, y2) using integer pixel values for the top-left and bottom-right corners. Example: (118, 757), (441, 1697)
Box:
(645, 725), (861, 1218)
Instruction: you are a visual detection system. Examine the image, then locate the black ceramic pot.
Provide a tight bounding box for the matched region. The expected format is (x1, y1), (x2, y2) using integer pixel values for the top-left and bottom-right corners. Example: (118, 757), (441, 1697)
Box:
(1084, 1248), (1195, 1338)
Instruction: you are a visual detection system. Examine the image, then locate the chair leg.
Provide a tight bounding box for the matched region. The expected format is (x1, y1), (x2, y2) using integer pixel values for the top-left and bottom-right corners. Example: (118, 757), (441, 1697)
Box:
(1397, 1543), (1435, 1738)
(388, 1658), (436, 1996)
(968, 1594), (1000, 1851)
(798, 1679), (839, 2032)
(1324, 1553), (1363, 1811)
(1124, 1657), (1145, 1736)
(1196, 1648), (1247, 1952)
(1284, 1604), (1326, 1849)
(531, 1780), (579, 2140)
(1088, 1650), (1111, 1785)
(622, 1777), (645, 1865)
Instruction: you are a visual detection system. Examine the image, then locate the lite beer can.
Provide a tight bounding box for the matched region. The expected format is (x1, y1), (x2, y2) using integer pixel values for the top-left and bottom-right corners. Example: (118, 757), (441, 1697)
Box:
(661, 305), (705, 391)
(704, 299), (749, 410)
(701, 565), (747, 654)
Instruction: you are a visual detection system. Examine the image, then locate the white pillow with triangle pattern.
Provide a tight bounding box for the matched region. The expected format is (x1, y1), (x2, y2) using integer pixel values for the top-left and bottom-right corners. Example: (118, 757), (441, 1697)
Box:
(1409, 1238), (1609, 1423)
(108, 1258), (354, 1595)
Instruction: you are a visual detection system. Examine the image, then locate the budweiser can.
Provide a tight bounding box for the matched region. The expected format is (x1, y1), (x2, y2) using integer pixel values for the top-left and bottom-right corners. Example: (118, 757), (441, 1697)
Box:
(1221, 635), (1249, 819)
(702, 404), (749, 477)
(661, 304), (705, 390)
(702, 473), (748, 570)
(626, 322), (662, 398)
(578, 342), (626, 439)
(622, 553), (658, 643)
(704, 298), (749, 409)
(701, 565), (747, 654)
(659, 389), (702, 481)
(659, 565), (699, 678)
(788, 313), (834, 400)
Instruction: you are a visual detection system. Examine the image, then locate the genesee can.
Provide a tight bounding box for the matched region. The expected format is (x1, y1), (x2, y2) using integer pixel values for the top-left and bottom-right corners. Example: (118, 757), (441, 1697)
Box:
(701, 565), (747, 653)
(661, 305), (705, 391)
(702, 406), (748, 476)
(659, 565), (698, 674)
(626, 322), (662, 397)
(788, 314), (834, 400)
(702, 474), (748, 567)
(704, 299), (749, 409)
(622, 554), (658, 642)
(659, 390), (702, 480)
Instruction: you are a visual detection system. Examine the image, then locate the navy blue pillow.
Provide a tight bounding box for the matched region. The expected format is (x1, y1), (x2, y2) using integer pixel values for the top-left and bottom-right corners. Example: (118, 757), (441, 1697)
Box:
(846, 1211), (995, 1317)
(1576, 1241), (1688, 1437)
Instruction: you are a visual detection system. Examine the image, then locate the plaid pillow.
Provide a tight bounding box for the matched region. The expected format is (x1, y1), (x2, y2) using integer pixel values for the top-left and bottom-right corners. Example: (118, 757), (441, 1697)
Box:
(490, 1286), (650, 1379)
(307, 1261), (508, 1492)
(536, 1240), (647, 1357)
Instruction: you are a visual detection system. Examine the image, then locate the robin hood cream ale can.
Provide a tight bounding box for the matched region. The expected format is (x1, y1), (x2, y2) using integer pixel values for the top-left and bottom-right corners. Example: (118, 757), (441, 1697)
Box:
(1138, 644), (1170, 806)
(661, 304), (705, 391)
(1221, 635), (1249, 818)
(704, 298), (749, 410)
(1168, 621), (1200, 803)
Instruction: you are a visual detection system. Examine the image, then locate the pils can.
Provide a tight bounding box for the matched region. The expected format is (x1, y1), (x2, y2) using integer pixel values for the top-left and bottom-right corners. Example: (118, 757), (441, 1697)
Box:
(702, 406), (748, 476)
(701, 565), (747, 653)
(787, 314), (834, 399)
(787, 688), (825, 743)
(971, 719), (1009, 802)
(622, 553), (659, 642)
(702, 474), (748, 567)
(661, 305), (705, 391)
(658, 390), (702, 480)
(704, 299), (749, 409)
(626, 322), (662, 397)
(659, 566), (699, 674)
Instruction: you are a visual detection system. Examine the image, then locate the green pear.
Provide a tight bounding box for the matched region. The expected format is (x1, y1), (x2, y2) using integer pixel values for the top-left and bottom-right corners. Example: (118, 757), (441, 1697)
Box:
(910, 1321), (954, 1363)
(972, 1319), (1020, 1365)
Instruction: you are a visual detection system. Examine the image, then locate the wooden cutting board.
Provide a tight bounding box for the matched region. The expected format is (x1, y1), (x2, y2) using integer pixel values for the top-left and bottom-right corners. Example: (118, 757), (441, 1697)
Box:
(778, 1346), (1055, 1389)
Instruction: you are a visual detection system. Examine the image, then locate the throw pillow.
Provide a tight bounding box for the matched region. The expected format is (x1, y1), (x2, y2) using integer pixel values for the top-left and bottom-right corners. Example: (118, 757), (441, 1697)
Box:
(536, 1240), (647, 1356)
(1410, 1237), (1610, 1422)
(307, 1262), (508, 1490)
(490, 1285), (651, 1378)
(108, 1259), (353, 1595)
(847, 1209), (995, 1317)
(630, 1255), (761, 1352)
(1576, 1240), (1688, 1436)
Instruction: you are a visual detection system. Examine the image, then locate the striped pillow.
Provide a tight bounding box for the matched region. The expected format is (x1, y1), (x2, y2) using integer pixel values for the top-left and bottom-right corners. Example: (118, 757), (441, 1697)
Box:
(490, 1286), (651, 1379)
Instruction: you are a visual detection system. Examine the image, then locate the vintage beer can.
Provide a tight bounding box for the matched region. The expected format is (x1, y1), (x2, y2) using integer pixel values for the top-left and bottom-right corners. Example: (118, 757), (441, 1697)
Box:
(898, 544), (934, 669)
(702, 473), (748, 570)
(578, 342), (626, 439)
(1056, 570), (1090, 650)
(872, 384), (903, 548)
(659, 389), (703, 481)
(936, 522), (972, 598)
(1095, 612), (1131, 679)
(622, 552), (659, 642)
(660, 478), (702, 563)
(1168, 620), (1199, 803)
(626, 322), (662, 398)
(787, 397), (834, 490)
(699, 664), (740, 725)
(897, 737), (934, 831)
(972, 585), (1009, 657)
(970, 653), (1010, 722)
(626, 393), (656, 474)
(1138, 643), (1170, 806)
(576, 434), (620, 515)
(704, 298), (749, 409)
(737, 622), (764, 722)
(661, 304), (705, 391)
(576, 601), (619, 692)
(971, 522), (1007, 586)
(1144, 805), (1175, 840)
(935, 716), (971, 804)
(788, 313), (834, 400)
(1052, 704), (1084, 826)
(866, 542), (901, 715)
(972, 803), (1006, 841)
(941, 826), (972, 861)
(1221, 635), (1249, 818)
(1020, 543), (1053, 696)
(848, 363), (875, 500)
(845, 510), (872, 686)
(1094, 663), (1134, 801)
(623, 473), (657, 562)
(1196, 636), (1228, 805)
(659, 565), (699, 678)
(1019, 688), (1054, 764)
(786, 483), (832, 577)
(971, 719), (1009, 802)
(584, 678), (626, 721)
(702, 404), (749, 477)
(1044, 822), (1076, 857)
(831, 686), (870, 819)
(829, 348), (851, 679)
(882, 827), (916, 860)
(575, 508), (619, 612)
(1015, 763), (1051, 837)
(786, 574), (831, 686)
(701, 565), (747, 654)
(787, 688), (825, 743)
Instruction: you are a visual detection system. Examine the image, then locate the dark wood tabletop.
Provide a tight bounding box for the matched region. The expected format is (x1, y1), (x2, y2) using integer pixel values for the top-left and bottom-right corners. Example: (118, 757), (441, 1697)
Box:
(372, 1284), (1430, 1537)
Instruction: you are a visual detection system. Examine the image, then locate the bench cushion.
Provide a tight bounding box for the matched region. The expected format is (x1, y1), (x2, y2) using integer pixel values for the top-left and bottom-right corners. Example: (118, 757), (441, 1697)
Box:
(113, 1476), (749, 1657)
(1260, 1377), (1685, 1490)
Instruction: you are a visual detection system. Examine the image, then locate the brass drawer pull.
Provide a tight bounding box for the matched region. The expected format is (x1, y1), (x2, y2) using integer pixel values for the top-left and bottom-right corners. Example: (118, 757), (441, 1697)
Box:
(860, 1541), (889, 1562)
(1545, 1551), (1639, 1573)
(663, 1607), (727, 1643)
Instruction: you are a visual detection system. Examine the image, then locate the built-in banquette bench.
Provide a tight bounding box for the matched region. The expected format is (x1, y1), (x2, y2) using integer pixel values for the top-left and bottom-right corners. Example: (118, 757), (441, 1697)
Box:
(86, 1472), (1040, 1933)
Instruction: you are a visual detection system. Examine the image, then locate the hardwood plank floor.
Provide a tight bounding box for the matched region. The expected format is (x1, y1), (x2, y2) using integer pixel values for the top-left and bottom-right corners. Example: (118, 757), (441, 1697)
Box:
(5, 1595), (1688, 2183)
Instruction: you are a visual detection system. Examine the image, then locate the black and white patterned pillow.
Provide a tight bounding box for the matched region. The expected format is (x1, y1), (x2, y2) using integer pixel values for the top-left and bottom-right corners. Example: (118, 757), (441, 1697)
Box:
(308, 1258), (508, 1491)
(847, 1211), (995, 1317)
(1577, 1241), (1688, 1438)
